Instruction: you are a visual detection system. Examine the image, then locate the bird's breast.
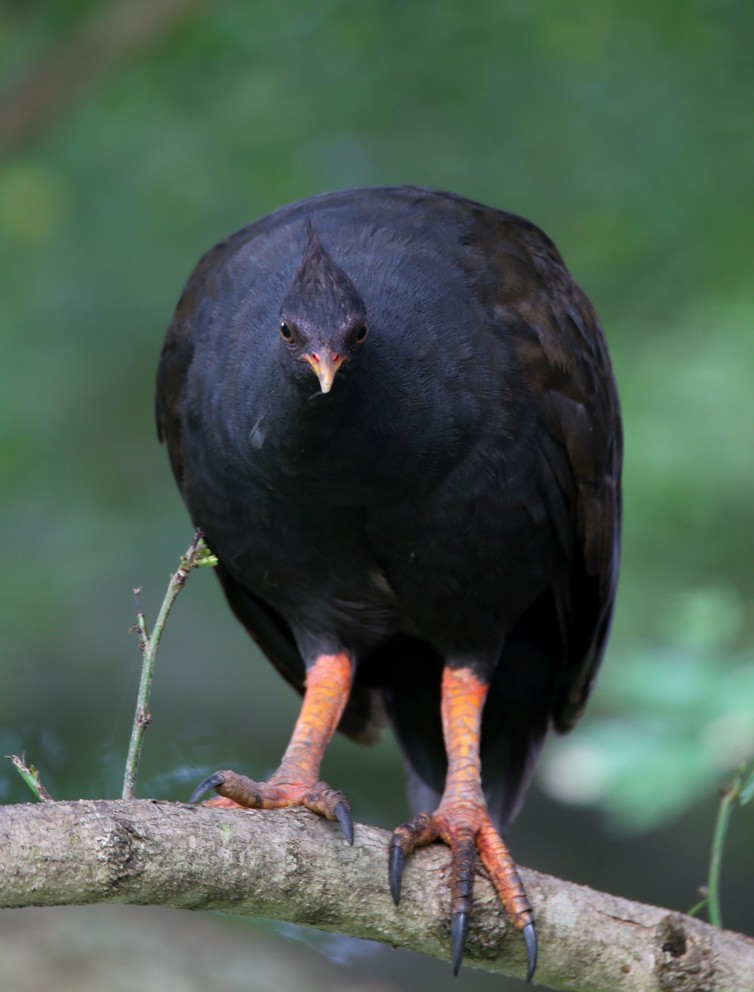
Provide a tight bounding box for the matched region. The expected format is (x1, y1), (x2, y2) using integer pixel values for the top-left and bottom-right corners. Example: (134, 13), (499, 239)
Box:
(240, 366), (492, 508)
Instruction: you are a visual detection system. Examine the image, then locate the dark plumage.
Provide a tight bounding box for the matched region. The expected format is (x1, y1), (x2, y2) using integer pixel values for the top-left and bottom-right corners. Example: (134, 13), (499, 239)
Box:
(156, 186), (622, 979)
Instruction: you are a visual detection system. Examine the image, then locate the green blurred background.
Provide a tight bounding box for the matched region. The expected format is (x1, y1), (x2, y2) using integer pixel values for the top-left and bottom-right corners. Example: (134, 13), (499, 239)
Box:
(1, 1), (752, 989)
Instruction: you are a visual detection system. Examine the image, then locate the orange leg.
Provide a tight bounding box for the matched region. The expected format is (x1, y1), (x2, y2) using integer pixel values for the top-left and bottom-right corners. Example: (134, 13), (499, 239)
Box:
(389, 665), (536, 980)
(190, 652), (354, 842)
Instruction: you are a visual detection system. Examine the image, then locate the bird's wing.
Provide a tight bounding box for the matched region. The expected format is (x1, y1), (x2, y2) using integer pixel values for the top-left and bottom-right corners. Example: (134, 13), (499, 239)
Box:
(496, 215), (623, 732)
(155, 235), (241, 484)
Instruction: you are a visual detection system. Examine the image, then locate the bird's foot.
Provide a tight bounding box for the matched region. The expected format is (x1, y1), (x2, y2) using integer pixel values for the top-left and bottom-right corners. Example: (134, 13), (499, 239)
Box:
(388, 805), (536, 981)
(189, 769), (353, 843)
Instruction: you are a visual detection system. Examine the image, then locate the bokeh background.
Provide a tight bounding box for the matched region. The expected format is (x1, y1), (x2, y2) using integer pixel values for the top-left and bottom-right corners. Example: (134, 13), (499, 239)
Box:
(1, 1), (752, 989)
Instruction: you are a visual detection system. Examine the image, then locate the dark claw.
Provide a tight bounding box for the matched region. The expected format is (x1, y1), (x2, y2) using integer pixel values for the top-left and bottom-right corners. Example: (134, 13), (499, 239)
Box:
(450, 910), (469, 976)
(188, 771), (226, 805)
(333, 799), (354, 845)
(388, 843), (405, 905)
(523, 921), (538, 984)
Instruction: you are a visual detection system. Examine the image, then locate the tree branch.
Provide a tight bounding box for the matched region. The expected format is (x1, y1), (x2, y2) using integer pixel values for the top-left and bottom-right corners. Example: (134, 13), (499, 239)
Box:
(1, 800), (752, 990)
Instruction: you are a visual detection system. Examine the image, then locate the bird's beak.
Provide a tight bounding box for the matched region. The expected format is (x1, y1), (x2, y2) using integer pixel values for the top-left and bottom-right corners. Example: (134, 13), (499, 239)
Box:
(303, 350), (345, 394)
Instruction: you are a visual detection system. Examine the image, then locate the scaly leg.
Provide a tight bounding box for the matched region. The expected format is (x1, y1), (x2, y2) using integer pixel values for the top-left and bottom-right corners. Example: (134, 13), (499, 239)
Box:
(190, 651), (354, 842)
(389, 665), (536, 979)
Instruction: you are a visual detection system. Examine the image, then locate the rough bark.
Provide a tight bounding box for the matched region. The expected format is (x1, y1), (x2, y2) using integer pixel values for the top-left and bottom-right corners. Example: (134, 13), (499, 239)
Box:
(1, 799), (752, 991)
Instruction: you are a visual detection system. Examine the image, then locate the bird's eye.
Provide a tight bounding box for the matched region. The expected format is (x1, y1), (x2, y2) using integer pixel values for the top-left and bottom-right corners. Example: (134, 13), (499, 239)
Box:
(354, 324), (368, 344)
(279, 322), (294, 343)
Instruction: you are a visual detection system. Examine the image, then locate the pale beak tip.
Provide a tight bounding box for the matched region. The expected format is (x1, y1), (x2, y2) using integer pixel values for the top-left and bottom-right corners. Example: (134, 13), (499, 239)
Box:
(305, 352), (343, 394)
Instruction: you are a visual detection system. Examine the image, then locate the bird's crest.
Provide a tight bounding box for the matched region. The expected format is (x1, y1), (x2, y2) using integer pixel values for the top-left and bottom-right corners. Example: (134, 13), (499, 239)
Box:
(280, 221), (366, 329)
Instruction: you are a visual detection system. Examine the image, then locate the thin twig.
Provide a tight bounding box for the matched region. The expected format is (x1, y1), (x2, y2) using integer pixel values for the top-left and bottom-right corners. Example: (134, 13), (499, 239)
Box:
(121, 529), (216, 799)
(6, 754), (53, 801)
(705, 762), (752, 928)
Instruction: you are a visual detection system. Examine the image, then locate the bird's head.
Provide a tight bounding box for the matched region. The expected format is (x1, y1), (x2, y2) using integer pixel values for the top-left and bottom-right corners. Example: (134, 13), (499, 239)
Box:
(278, 223), (368, 394)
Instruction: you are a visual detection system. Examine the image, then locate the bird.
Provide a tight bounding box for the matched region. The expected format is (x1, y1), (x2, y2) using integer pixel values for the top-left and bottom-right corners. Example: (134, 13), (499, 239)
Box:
(155, 185), (622, 982)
